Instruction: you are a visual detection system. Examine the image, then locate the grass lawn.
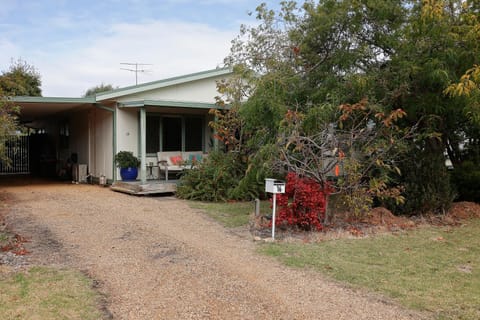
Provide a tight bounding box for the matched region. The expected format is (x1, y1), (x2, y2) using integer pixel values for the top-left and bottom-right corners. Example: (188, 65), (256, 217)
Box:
(188, 200), (271, 228)
(258, 219), (480, 320)
(0, 266), (105, 319)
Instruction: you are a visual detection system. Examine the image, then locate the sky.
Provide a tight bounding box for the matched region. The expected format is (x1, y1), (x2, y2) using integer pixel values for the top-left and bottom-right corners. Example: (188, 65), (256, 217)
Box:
(0, 0), (278, 97)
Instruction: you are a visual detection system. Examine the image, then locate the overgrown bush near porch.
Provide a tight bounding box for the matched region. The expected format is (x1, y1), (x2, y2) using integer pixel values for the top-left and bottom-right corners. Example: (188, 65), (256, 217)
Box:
(176, 150), (241, 201)
(177, 150), (268, 201)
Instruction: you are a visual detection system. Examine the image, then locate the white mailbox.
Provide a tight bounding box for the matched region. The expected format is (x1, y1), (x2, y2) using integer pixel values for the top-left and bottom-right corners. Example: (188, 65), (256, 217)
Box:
(265, 178), (286, 240)
(265, 178), (286, 194)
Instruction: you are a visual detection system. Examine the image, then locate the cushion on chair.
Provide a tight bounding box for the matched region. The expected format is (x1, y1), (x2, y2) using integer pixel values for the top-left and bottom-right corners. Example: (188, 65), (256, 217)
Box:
(158, 151), (181, 164)
(188, 154), (203, 163)
(169, 155), (183, 165)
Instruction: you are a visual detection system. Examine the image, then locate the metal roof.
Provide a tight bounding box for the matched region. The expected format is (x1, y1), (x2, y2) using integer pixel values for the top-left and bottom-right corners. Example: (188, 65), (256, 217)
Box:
(11, 96), (95, 120)
(10, 68), (232, 120)
(96, 67), (232, 101)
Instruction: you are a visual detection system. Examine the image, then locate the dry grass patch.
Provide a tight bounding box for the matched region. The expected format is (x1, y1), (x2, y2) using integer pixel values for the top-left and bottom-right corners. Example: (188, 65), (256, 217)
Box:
(0, 266), (105, 320)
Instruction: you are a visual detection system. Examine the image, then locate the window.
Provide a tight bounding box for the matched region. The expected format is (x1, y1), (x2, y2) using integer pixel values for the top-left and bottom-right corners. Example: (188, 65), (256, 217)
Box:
(146, 117), (160, 154)
(185, 117), (203, 151)
(162, 117), (182, 151)
(146, 115), (204, 153)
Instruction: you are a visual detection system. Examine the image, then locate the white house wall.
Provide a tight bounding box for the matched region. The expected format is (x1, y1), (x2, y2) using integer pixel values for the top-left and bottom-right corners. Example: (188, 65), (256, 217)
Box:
(68, 109), (89, 165)
(115, 75), (224, 103)
(116, 107), (139, 179)
(116, 107), (139, 153)
(92, 108), (113, 180)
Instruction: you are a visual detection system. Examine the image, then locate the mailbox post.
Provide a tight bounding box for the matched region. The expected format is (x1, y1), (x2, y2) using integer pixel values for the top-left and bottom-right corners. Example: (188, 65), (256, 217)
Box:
(265, 178), (286, 240)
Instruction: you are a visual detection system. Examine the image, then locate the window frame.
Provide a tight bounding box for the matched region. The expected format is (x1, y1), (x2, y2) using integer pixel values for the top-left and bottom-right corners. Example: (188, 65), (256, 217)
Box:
(145, 113), (205, 156)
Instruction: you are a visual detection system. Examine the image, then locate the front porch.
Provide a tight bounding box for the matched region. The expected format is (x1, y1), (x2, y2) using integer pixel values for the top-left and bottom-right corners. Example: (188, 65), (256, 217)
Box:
(110, 179), (179, 195)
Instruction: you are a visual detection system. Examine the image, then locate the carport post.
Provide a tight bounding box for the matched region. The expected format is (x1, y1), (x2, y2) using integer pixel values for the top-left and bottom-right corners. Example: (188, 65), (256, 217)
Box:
(139, 107), (147, 183)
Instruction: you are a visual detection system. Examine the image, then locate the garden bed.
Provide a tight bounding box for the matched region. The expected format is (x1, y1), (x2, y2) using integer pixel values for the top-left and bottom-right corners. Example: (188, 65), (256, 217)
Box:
(251, 200), (480, 242)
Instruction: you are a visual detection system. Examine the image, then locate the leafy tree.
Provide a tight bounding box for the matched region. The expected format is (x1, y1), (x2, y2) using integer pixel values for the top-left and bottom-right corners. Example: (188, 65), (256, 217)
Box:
(227, 2), (306, 143)
(179, 74), (276, 201)
(223, 1), (414, 211)
(179, 0), (480, 212)
(276, 100), (416, 216)
(83, 83), (115, 97)
(389, 1), (479, 161)
(0, 59), (36, 165)
(291, 0), (407, 105)
(0, 59), (42, 96)
(228, 0), (480, 211)
(0, 94), (20, 165)
(386, 0), (480, 209)
(445, 65), (480, 124)
(208, 74), (277, 199)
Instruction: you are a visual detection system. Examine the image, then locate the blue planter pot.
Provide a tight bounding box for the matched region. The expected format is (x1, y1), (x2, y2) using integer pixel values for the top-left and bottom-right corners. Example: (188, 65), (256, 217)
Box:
(120, 167), (138, 181)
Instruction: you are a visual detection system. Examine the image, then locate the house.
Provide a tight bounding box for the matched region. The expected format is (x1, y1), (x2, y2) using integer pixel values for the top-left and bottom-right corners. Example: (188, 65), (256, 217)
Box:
(8, 67), (232, 192)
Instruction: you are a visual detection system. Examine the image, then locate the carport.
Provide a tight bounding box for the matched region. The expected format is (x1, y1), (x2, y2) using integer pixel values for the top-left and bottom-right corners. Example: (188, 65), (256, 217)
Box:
(3, 96), (113, 182)
(2, 68), (231, 189)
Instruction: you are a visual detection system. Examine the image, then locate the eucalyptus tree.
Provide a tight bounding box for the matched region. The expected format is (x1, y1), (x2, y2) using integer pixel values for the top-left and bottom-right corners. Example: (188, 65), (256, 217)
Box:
(0, 59), (42, 97)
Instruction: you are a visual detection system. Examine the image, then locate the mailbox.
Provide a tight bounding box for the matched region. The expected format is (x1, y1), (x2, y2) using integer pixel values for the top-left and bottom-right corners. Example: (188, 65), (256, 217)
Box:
(265, 178), (286, 194)
(265, 178), (286, 240)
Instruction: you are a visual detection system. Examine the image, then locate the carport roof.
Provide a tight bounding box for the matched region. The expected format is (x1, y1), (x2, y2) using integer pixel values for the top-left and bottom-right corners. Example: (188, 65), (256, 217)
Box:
(12, 96), (95, 120)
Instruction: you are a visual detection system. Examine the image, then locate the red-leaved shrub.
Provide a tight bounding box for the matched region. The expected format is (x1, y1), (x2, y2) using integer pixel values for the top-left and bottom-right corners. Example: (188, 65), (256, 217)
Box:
(274, 172), (329, 231)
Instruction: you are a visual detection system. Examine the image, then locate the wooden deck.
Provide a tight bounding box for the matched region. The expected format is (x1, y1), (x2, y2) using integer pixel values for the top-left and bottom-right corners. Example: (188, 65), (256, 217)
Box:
(110, 180), (178, 195)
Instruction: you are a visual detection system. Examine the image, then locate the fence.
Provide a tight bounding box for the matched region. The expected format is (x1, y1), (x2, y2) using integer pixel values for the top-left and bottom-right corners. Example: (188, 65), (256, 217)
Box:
(0, 135), (29, 174)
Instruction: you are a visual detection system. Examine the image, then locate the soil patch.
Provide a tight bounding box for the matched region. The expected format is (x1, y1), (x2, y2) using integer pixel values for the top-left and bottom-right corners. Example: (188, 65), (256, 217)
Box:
(258, 201), (480, 242)
(449, 201), (480, 219)
(0, 190), (31, 269)
(335, 202), (480, 233)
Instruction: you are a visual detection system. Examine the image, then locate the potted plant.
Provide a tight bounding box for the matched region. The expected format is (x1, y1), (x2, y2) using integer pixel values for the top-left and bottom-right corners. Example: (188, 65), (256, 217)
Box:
(114, 151), (141, 181)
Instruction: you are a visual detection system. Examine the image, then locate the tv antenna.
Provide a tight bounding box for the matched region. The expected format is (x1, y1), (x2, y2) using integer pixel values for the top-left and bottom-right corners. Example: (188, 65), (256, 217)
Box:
(120, 62), (153, 85)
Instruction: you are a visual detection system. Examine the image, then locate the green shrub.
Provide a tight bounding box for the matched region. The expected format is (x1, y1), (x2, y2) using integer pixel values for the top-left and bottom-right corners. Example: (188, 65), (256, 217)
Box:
(227, 144), (276, 200)
(176, 151), (245, 201)
(114, 151), (140, 168)
(452, 160), (480, 202)
(389, 150), (456, 215)
(177, 146), (276, 202)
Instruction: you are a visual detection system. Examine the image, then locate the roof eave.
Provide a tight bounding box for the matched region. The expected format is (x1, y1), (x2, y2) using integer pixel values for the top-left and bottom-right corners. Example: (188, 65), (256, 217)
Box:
(118, 100), (220, 109)
(11, 96), (95, 104)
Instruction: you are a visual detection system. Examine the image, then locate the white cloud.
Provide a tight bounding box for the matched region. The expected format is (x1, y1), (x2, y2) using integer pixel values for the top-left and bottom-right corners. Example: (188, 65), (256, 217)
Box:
(0, 39), (21, 66)
(34, 20), (235, 97)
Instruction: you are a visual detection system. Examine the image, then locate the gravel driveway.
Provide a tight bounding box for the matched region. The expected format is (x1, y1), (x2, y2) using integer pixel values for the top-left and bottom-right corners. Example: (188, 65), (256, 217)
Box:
(2, 182), (425, 319)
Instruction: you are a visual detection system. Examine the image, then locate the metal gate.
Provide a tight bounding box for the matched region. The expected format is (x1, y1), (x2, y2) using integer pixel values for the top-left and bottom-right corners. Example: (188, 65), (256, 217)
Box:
(0, 135), (30, 174)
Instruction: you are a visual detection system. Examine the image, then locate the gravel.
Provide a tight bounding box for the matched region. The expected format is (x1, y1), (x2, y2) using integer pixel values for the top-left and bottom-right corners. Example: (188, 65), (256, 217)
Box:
(0, 251), (29, 269)
(1, 182), (428, 319)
